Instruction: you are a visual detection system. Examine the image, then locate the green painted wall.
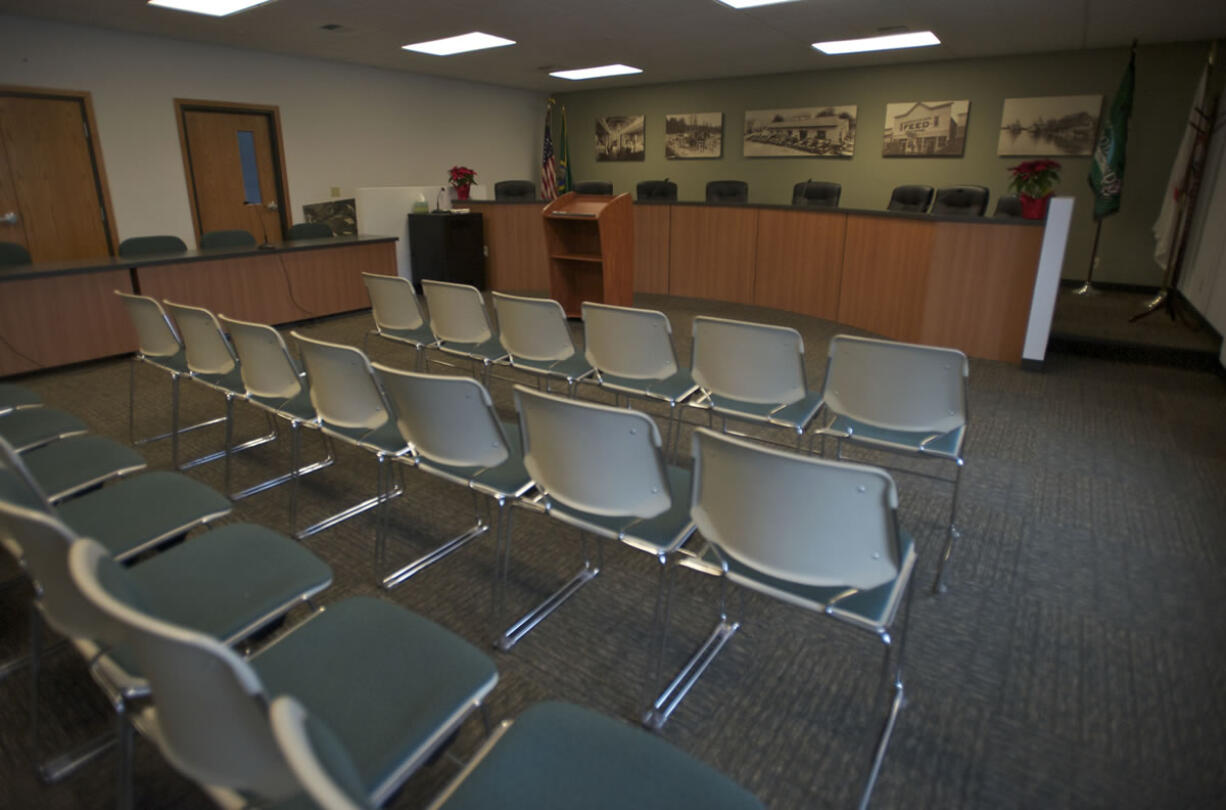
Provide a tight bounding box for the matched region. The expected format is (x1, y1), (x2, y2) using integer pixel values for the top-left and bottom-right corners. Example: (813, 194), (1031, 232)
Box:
(556, 43), (1213, 286)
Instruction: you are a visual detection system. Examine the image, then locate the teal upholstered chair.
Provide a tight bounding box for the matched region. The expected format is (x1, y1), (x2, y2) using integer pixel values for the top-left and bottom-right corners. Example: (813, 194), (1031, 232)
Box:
(361, 273), (437, 370)
(0, 407), (88, 452)
(11, 434), (147, 504)
(117, 235), (187, 258)
(492, 292), (593, 397)
(200, 229), (257, 250)
(0, 241), (32, 266)
(421, 280), (508, 387)
(286, 221), (333, 240)
(0, 383), (42, 415)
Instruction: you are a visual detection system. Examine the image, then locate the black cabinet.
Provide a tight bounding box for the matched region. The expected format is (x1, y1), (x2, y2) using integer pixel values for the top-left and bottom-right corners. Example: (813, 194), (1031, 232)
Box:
(408, 212), (485, 290)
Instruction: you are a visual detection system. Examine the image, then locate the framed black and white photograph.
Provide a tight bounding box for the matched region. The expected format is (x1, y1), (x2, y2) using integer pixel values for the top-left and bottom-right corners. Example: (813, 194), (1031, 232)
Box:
(595, 115), (645, 161)
(302, 198), (357, 235)
(743, 105), (857, 157)
(997, 95), (1102, 156)
(883, 100), (970, 156)
(666, 112), (723, 159)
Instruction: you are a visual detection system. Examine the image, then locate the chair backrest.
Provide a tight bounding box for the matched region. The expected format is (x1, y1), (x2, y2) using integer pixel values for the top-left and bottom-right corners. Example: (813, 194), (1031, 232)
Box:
(993, 194), (1023, 218)
(373, 364), (510, 469)
(117, 235), (188, 257)
(582, 302), (679, 381)
(635, 180), (677, 201)
(0, 241), (33, 265)
(574, 181), (613, 195)
(931, 185), (989, 217)
(286, 222), (333, 240)
(691, 428), (902, 590)
(293, 332), (390, 431)
(162, 301), (238, 377)
(492, 292), (576, 363)
(421, 280), (495, 345)
(68, 538), (298, 801)
(791, 180), (841, 208)
(494, 180), (535, 201)
(269, 696), (372, 810)
(114, 291), (183, 359)
(218, 315), (304, 401)
(886, 185), (934, 213)
(200, 229), (257, 250)
(363, 273), (426, 332)
(823, 334), (967, 434)
(705, 180), (748, 204)
(690, 316), (806, 405)
(514, 386), (670, 519)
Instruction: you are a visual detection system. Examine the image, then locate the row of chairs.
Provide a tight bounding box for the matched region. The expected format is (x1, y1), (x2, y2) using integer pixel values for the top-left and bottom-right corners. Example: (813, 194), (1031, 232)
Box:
(0, 386), (765, 810)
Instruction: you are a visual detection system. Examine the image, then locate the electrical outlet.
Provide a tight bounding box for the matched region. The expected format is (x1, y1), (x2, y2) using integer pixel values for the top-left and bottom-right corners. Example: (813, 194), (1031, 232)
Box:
(330, 186), (341, 198)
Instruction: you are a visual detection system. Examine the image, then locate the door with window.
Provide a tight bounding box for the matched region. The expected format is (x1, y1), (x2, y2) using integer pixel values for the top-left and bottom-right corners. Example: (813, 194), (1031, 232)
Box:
(177, 101), (288, 244)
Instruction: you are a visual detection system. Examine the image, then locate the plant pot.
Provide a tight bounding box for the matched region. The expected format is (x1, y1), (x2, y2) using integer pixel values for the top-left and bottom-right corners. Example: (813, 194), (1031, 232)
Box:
(1018, 193), (1050, 220)
(455, 184), (471, 201)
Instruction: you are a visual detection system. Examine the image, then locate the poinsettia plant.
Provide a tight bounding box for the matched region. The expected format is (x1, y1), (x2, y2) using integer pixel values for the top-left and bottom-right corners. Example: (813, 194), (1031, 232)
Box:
(1007, 159), (1061, 198)
(448, 166), (477, 189)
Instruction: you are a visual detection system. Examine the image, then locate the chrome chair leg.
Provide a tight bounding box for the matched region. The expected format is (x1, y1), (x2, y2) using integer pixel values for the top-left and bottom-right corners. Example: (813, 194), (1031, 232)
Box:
(933, 459), (963, 594)
(497, 525), (600, 652)
(231, 418), (333, 502)
(295, 450), (402, 541)
(382, 485), (489, 590)
(859, 573), (915, 810)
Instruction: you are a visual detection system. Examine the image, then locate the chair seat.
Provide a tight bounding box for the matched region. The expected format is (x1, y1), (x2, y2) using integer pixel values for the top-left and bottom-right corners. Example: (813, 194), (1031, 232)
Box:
(377, 324), (437, 349)
(417, 421), (534, 500)
(190, 368), (248, 396)
(511, 354), (594, 384)
(21, 435), (147, 501)
(321, 420), (409, 456)
(437, 337), (508, 365)
(251, 597), (498, 800)
(1, 407), (89, 452)
(54, 471), (233, 561)
(249, 389), (318, 423)
(822, 413), (965, 460)
(433, 701), (764, 810)
(141, 349), (191, 375)
(706, 389), (823, 431)
(0, 383), (41, 413)
(547, 465), (695, 556)
(597, 370), (698, 406)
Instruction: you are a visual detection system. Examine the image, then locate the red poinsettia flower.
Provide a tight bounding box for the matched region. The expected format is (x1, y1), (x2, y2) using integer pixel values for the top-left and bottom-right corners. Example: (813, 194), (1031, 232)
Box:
(448, 166), (477, 188)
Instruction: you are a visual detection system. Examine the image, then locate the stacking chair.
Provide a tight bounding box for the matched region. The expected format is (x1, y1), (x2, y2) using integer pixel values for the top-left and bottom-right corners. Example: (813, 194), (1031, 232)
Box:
(217, 315), (336, 512)
(162, 301), (279, 479)
(573, 181), (613, 195)
(361, 272), (437, 370)
(931, 185), (989, 217)
(791, 180), (842, 208)
(272, 699), (764, 810)
(372, 365), (533, 590)
(116, 235), (187, 258)
(292, 333), (408, 538)
(71, 542), (499, 810)
(200, 229), (257, 250)
(16, 434), (147, 504)
(0, 406), (87, 452)
(0, 240), (32, 266)
(492, 292), (592, 396)
(499, 386), (695, 659)
(705, 180), (748, 203)
(635, 179), (678, 201)
(286, 221), (333, 240)
(688, 315), (823, 448)
(814, 334), (967, 593)
(648, 428), (917, 810)
(494, 180), (536, 201)
(886, 184), (934, 213)
(581, 302), (697, 457)
(421, 280), (508, 386)
(0, 382), (42, 415)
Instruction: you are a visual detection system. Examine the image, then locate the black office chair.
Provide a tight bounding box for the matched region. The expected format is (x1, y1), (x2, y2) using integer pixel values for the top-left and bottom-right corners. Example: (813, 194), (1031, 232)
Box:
(931, 186), (990, 217)
(636, 180), (678, 201)
(791, 180), (842, 208)
(200, 229), (257, 250)
(574, 181), (613, 195)
(286, 222), (333, 240)
(494, 180), (536, 201)
(117, 235), (189, 258)
(0, 241), (32, 266)
(706, 180), (749, 204)
(886, 185), (935, 213)
(993, 194), (1024, 219)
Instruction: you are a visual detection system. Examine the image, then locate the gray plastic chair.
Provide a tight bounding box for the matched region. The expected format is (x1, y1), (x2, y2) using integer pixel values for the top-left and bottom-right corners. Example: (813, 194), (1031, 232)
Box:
(372, 364), (533, 591)
(421, 280), (508, 386)
(0, 407), (88, 453)
(581, 302), (697, 458)
(116, 235), (187, 258)
(361, 273), (436, 369)
(492, 292), (592, 396)
(70, 541), (498, 810)
(648, 428), (916, 810)
(11, 434), (147, 504)
(286, 221), (333, 240)
(502, 386), (695, 661)
(200, 229), (257, 250)
(689, 315), (823, 447)
(0, 383), (42, 416)
(0, 240), (32, 266)
(815, 334), (968, 593)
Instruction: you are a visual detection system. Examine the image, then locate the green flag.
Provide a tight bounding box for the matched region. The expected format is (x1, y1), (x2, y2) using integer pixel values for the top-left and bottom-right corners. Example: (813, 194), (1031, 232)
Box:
(1088, 46), (1135, 219)
(558, 104), (573, 194)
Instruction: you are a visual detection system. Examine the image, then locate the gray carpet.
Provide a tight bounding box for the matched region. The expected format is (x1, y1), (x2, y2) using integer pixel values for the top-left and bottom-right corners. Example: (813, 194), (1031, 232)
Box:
(2, 292), (1225, 810)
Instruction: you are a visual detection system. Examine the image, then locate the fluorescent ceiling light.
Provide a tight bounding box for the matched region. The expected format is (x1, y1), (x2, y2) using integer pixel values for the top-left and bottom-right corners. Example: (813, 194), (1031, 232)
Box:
(550, 64), (643, 81)
(402, 32), (516, 56)
(147, 0), (273, 16)
(716, 0), (802, 8)
(813, 31), (941, 55)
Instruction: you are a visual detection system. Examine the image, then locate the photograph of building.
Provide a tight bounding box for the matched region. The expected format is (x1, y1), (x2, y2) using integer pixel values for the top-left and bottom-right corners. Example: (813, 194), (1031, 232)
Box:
(882, 99), (970, 156)
(666, 112), (723, 159)
(743, 105), (857, 157)
(595, 115), (645, 161)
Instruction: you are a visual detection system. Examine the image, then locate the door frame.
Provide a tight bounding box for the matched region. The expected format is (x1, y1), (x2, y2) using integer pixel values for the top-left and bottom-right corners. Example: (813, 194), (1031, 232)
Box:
(0, 84), (120, 255)
(173, 98), (292, 244)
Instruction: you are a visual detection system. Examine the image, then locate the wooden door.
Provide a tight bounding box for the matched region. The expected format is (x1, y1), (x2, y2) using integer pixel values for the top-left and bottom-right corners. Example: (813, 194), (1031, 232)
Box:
(180, 106), (286, 243)
(0, 94), (113, 261)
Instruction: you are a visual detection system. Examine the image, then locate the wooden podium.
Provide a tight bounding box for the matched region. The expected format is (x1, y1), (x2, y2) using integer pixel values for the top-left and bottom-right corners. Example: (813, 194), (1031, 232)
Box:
(542, 192), (634, 317)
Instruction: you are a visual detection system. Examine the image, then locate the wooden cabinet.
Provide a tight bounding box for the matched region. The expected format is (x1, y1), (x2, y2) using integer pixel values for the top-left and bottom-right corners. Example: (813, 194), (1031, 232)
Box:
(408, 212), (485, 289)
(542, 192), (633, 317)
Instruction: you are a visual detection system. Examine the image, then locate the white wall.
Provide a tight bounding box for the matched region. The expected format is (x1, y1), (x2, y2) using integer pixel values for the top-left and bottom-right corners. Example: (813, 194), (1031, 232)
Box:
(0, 16), (544, 247)
(1179, 85), (1226, 366)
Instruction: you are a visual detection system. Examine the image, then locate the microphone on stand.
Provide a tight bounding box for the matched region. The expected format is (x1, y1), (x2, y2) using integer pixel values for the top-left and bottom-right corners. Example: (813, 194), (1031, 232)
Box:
(245, 201), (277, 249)
(434, 186), (449, 213)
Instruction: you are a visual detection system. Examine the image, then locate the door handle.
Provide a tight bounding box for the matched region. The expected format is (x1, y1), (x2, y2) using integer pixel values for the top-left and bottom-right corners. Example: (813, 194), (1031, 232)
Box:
(0, 211), (18, 225)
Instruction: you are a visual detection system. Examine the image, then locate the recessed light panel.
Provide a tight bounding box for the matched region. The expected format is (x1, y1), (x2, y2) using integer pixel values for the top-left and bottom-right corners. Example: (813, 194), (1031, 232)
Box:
(813, 31), (941, 55)
(716, 0), (802, 8)
(403, 32), (516, 56)
(147, 0), (274, 16)
(549, 64), (643, 81)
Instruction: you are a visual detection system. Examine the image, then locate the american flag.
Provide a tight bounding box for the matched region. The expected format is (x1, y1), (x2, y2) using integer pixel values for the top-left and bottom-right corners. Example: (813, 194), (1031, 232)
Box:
(541, 104), (559, 201)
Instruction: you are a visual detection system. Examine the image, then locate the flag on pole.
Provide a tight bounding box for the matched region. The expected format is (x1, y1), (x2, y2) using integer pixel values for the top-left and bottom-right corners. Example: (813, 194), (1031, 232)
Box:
(1152, 61), (1211, 270)
(1088, 45), (1136, 220)
(541, 101), (559, 201)
(558, 104), (573, 194)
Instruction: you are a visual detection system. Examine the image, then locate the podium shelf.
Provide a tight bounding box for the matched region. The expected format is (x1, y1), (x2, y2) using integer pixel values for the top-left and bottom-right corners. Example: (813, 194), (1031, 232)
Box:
(550, 252), (603, 263)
